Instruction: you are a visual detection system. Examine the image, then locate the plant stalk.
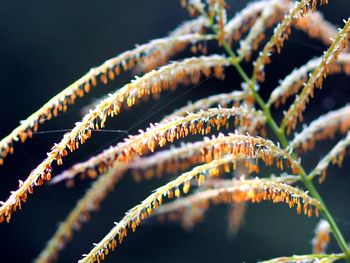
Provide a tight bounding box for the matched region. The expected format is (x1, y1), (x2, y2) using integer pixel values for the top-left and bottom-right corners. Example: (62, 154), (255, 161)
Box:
(200, 9), (350, 261)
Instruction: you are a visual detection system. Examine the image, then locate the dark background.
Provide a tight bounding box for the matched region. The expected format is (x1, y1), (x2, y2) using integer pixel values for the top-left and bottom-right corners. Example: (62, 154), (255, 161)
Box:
(0, 1), (350, 262)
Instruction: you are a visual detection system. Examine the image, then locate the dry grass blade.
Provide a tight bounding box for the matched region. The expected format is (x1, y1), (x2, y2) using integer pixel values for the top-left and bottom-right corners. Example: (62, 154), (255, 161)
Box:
(79, 174), (319, 263)
(282, 19), (350, 133)
(291, 105), (350, 151)
(51, 107), (266, 183)
(0, 55), (230, 224)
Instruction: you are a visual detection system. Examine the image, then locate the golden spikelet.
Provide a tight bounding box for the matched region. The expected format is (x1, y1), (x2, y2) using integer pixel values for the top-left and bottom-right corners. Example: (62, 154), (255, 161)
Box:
(294, 11), (339, 47)
(291, 105), (350, 151)
(226, 0), (337, 54)
(225, 0), (268, 44)
(169, 17), (207, 36)
(163, 90), (252, 120)
(0, 33), (214, 166)
(309, 131), (350, 183)
(51, 107), (266, 184)
(282, 19), (350, 134)
(253, 0), (328, 82)
(216, 0), (228, 46)
(79, 176), (318, 263)
(183, 0), (228, 45)
(34, 165), (127, 263)
(0, 32), (214, 166)
(3, 1), (350, 262)
(154, 177), (317, 219)
(40, 131), (289, 263)
(268, 53), (350, 108)
(0, 55), (229, 224)
(236, 0), (280, 62)
(75, 134), (303, 262)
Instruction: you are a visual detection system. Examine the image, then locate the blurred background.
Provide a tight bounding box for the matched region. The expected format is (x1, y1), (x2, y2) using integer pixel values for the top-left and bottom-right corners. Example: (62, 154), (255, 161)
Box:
(0, 0), (350, 262)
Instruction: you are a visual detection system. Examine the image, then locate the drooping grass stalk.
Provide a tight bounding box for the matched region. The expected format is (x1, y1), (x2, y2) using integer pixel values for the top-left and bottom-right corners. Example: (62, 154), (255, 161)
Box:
(196, 4), (350, 261)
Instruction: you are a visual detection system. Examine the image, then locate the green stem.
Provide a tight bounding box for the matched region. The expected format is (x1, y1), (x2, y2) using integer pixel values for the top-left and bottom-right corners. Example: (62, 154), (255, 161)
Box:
(200, 8), (350, 261)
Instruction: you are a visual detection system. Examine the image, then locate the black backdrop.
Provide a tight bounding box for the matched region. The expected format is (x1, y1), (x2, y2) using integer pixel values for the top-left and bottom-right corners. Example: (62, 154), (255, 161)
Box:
(0, 1), (350, 262)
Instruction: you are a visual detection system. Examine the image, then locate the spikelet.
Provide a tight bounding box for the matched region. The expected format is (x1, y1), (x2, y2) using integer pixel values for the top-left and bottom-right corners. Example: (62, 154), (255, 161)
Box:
(0, 55), (230, 224)
(81, 89), (251, 126)
(282, 19), (350, 133)
(226, 0), (337, 51)
(34, 165), (127, 263)
(79, 175), (319, 263)
(215, 0), (228, 46)
(136, 30), (211, 72)
(291, 105), (350, 151)
(253, 0), (328, 82)
(261, 254), (342, 263)
(225, 0), (268, 44)
(40, 139), (225, 262)
(0, 33), (213, 166)
(133, 17), (208, 74)
(154, 177), (317, 219)
(164, 90), (252, 120)
(312, 219), (330, 254)
(143, 17), (209, 71)
(51, 139), (204, 185)
(169, 17), (207, 36)
(139, 17), (208, 72)
(182, 0), (205, 17)
(268, 53), (350, 107)
(54, 126), (294, 186)
(51, 108), (266, 183)
(123, 131), (279, 182)
(39, 133), (273, 262)
(129, 34), (214, 74)
(52, 132), (247, 184)
(309, 131), (350, 183)
(40, 132), (287, 263)
(232, 0), (337, 62)
(183, 0), (227, 45)
(237, 0), (280, 62)
(294, 11), (339, 47)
